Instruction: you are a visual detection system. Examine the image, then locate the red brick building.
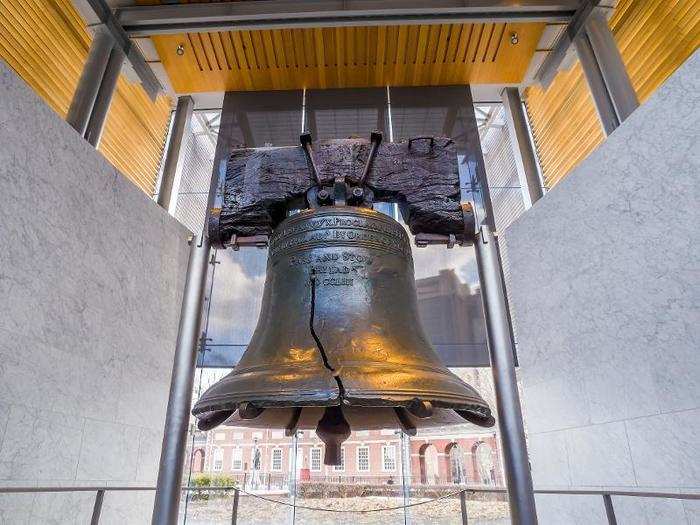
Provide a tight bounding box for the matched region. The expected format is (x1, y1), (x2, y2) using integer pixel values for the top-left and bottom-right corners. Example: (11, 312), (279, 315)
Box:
(188, 425), (503, 489)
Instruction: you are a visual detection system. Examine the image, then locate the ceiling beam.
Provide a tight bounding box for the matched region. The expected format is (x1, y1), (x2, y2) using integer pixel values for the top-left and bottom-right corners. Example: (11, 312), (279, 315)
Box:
(116, 0), (579, 37)
(71, 0), (163, 99)
(533, 0), (601, 88)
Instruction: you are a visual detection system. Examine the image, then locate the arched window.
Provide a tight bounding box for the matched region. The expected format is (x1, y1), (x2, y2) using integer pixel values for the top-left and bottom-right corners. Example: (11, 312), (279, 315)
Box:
(474, 442), (495, 485)
(447, 443), (465, 484)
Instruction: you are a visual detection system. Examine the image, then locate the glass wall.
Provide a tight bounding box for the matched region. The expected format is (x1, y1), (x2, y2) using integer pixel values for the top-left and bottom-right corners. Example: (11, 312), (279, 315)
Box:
(170, 85), (523, 524)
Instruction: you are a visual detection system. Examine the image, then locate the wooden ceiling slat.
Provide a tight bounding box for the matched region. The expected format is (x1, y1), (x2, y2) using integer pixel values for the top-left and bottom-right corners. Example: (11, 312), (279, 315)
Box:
(150, 19), (542, 92)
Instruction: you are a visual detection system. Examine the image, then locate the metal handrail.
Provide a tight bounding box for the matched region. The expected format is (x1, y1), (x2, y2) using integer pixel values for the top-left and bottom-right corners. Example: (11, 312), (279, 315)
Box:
(1, 484), (698, 524)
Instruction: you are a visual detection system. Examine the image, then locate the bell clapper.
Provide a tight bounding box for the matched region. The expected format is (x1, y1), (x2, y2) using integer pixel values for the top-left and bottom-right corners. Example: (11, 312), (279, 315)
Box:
(315, 406), (352, 466)
(238, 402), (264, 420)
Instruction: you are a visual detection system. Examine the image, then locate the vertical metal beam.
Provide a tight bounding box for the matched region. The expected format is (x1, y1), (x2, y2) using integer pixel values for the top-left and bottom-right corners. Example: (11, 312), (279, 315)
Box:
(585, 11), (638, 123)
(66, 26), (114, 136)
(151, 233), (211, 525)
(501, 88), (544, 206)
(459, 490), (469, 525)
(84, 46), (125, 147)
(575, 32), (618, 135)
(157, 96), (194, 211)
(474, 225), (538, 525)
(231, 489), (240, 525)
(399, 431), (411, 525)
(575, 11), (638, 136)
(603, 494), (617, 525)
(90, 489), (105, 525)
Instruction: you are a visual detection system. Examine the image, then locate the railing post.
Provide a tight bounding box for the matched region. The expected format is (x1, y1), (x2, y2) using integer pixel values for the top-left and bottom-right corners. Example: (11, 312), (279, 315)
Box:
(231, 488), (240, 525)
(90, 489), (105, 525)
(459, 490), (469, 525)
(603, 494), (617, 525)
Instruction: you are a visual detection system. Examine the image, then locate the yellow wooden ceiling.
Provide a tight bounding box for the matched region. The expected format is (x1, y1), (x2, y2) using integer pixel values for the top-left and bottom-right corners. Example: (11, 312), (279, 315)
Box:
(150, 22), (545, 93)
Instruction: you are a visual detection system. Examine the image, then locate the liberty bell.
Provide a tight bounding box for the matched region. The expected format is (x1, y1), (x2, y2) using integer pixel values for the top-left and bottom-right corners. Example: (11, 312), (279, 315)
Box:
(193, 134), (494, 465)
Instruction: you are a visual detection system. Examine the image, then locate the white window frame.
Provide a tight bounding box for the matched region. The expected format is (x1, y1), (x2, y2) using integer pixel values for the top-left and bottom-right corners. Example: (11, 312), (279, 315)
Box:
(356, 445), (370, 472)
(382, 444), (397, 472)
(333, 447), (345, 472)
(310, 447), (322, 472)
(271, 448), (283, 472)
(212, 448), (224, 472)
(231, 447), (243, 471)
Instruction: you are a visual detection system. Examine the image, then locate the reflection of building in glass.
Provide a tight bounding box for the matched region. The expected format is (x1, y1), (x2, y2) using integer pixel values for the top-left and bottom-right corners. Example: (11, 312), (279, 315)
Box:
(186, 426), (503, 489)
(415, 269), (488, 366)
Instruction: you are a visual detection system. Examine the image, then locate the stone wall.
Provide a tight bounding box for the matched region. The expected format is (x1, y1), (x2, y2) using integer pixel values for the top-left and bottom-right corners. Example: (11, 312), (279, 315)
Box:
(0, 60), (190, 523)
(503, 51), (699, 523)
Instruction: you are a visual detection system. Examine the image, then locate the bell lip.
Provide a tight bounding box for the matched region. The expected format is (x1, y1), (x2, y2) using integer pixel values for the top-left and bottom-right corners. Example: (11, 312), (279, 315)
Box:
(192, 394), (491, 419)
(193, 404), (494, 433)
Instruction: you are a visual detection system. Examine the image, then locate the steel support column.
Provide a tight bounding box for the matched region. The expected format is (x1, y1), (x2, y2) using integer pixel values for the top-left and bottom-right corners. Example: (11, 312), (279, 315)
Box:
(501, 88), (544, 206)
(575, 10), (638, 136)
(66, 26), (115, 136)
(585, 11), (638, 123)
(84, 46), (125, 147)
(157, 96), (194, 211)
(151, 233), (211, 525)
(474, 225), (538, 525)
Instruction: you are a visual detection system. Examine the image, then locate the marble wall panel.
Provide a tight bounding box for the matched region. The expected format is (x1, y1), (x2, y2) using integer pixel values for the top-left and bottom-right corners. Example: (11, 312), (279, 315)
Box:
(0, 59), (190, 522)
(504, 50), (699, 522)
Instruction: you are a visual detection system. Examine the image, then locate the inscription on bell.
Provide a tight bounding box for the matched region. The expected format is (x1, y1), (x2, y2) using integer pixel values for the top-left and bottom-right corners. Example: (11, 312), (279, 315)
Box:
(290, 250), (372, 282)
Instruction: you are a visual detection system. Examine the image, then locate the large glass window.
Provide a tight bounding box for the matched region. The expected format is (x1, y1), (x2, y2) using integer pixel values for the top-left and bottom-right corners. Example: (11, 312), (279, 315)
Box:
(173, 85), (518, 524)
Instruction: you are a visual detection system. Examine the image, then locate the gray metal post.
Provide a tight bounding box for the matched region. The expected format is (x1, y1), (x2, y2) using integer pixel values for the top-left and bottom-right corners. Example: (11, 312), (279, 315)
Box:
(603, 494), (617, 525)
(474, 225), (538, 525)
(90, 489), (105, 525)
(151, 233), (211, 525)
(66, 26), (115, 136)
(459, 490), (468, 525)
(501, 88), (544, 206)
(575, 32), (618, 135)
(157, 96), (195, 210)
(84, 46), (125, 147)
(575, 11), (638, 136)
(399, 431), (411, 525)
(231, 489), (240, 525)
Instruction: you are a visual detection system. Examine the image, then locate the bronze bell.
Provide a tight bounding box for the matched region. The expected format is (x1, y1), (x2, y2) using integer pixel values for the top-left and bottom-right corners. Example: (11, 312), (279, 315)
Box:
(193, 206), (494, 465)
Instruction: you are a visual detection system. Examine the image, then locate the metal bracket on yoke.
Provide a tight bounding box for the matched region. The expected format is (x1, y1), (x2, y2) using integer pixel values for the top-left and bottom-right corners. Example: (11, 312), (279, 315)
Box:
(300, 132), (322, 187)
(226, 234), (269, 251)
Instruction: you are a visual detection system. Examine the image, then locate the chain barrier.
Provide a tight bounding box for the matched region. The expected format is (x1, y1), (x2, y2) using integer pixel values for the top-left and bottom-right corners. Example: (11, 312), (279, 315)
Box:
(193, 486), (473, 514)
